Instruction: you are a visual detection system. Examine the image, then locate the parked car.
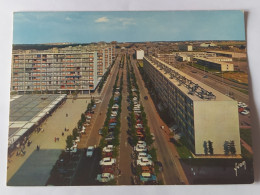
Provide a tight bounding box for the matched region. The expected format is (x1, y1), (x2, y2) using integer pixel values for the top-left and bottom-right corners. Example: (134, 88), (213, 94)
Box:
(99, 157), (116, 166)
(241, 110), (250, 115)
(101, 165), (115, 174)
(112, 104), (119, 109)
(144, 96), (148, 100)
(65, 147), (77, 153)
(103, 145), (114, 153)
(95, 99), (102, 104)
(105, 133), (115, 141)
(141, 166), (153, 173)
(135, 124), (143, 129)
(138, 152), (152, 160)
(139, 173), (157, 183)
(137, 141), (146, 146)
(134, 144), (147, 152)
(99, 129), (103, 135)
(137, 157), (153, 166)
(75, 136), (80, 143)
(96, 173), (114, 183)
(86, 146), (94, 157)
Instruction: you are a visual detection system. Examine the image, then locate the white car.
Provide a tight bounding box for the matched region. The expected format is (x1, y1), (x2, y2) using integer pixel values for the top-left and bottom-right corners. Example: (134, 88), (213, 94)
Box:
(138, 152), (152, 160)
(86, 146), (94, 157)
(137, 157), (153, 166)
(238, 102), (248, 108)
(241, 110), (250, 115)
(99, 157), (116, 166)
(134, 144), (147, 152)
(75, 136), (80, 143)
(137, 141), (146, 146)
(135, 124), (143, 129)
(112, 104), (119, 109)
(103, 145), (114, 153)
(96, 173), (114, 183)
(66, 146), (77, 153)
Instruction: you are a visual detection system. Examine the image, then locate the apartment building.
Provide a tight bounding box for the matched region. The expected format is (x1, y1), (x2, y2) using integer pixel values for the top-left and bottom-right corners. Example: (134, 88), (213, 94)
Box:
(11, 44), (115, 94)
(155, 53), (175, 65)
(143, 56), (241, 156)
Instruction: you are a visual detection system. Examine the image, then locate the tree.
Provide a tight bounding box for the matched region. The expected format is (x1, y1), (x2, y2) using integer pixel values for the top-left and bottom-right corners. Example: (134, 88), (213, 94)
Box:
(208, 140), (214, 155)
(66, 135), (74, 160)
(145, 133), (154, 146)
(81, 113), (86, 123)
(149, 147), (157, 162)
(229, 140), (236, 155)
(203, 141), (208, 155)
(99, 137), (106, 148)
(224, 141), (230, 155)
(72, 128), (79, 140)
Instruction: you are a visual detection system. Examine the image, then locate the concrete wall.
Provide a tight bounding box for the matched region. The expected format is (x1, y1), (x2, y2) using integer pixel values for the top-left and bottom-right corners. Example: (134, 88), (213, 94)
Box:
(193, 100), (241, 155)
(136, 50), (144, 60)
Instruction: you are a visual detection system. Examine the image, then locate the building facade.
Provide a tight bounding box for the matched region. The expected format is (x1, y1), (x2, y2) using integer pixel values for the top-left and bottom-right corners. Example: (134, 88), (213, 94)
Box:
(135, 49), (145, 60)
(143, 56), (241, 156)
(194, 57), (234, 71)
(11, 44), (115, 94)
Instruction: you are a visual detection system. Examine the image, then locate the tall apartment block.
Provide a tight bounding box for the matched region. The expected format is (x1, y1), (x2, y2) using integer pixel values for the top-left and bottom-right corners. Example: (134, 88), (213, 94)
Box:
(11, 44), (115, 94)
(143, 56), (241, 156)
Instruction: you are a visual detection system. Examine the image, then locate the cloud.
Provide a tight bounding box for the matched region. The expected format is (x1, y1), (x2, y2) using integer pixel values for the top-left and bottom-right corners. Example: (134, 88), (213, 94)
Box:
(65, 17), (72, 21)
(95, 17), (109, 23)
(118, 18), (136, 26)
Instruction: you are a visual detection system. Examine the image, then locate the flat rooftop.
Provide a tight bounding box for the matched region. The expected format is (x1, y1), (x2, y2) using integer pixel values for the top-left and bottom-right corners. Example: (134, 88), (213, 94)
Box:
(146, 56), (234, 102)
(9, 94), (66, 146)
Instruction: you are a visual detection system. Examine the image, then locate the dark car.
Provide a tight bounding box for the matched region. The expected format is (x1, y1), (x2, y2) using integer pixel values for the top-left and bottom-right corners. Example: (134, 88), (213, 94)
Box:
(144, 96), (148, 100)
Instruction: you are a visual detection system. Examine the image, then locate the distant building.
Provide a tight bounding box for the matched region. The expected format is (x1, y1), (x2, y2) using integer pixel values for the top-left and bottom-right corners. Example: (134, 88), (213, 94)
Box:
(207, 51), (247, 58)
(179, 45), (193, 51)
(143, 56), (241, 156)
(155, 53), (175, 64)
(194, 57), (234, 71)
(176, 54), (191, 62)
(135, 49), (145, 60)
(200, 42), (217, 47)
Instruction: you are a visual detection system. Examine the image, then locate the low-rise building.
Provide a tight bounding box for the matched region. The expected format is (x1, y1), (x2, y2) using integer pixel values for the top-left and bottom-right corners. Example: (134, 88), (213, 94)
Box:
(194, 57), (234, 71)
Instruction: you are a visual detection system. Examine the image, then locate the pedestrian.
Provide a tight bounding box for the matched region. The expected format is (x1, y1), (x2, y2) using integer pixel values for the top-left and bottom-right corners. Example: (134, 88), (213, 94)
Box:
(54, 137), (56, 142)
(57, 137), (59, 142)
(62, 132), (64, 136)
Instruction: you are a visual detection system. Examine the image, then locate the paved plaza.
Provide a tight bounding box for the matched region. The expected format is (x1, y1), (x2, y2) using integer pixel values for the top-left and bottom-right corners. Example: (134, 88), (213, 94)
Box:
(7, 98), (89, 186)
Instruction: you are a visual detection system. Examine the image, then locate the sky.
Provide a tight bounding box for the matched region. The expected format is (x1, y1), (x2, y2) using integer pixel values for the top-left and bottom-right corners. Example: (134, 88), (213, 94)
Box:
(13, 11), (245, 44)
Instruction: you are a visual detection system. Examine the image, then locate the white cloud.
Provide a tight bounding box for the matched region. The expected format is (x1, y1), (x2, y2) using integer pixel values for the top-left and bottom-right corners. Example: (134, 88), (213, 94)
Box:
(118, 18), (136, 26)
(95, 17), (109, 23)
(65, 17), (72, 21)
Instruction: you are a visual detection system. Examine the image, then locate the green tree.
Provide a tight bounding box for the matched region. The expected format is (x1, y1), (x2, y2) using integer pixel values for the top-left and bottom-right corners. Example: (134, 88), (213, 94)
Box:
(66, 135), (74, 160)
(203, 141), (208, 155)
(224, 141), (230, 155)
(72, 128), (79, 140)
(208, 140), (214, 155)
(149, 147), (157, 162)
(81, 113), (86, 123)
(229, 140), (236, 155)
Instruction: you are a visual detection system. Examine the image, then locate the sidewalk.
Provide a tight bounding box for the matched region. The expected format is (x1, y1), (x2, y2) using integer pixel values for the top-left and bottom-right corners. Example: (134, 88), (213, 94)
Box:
(7, 98), (89, 185)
